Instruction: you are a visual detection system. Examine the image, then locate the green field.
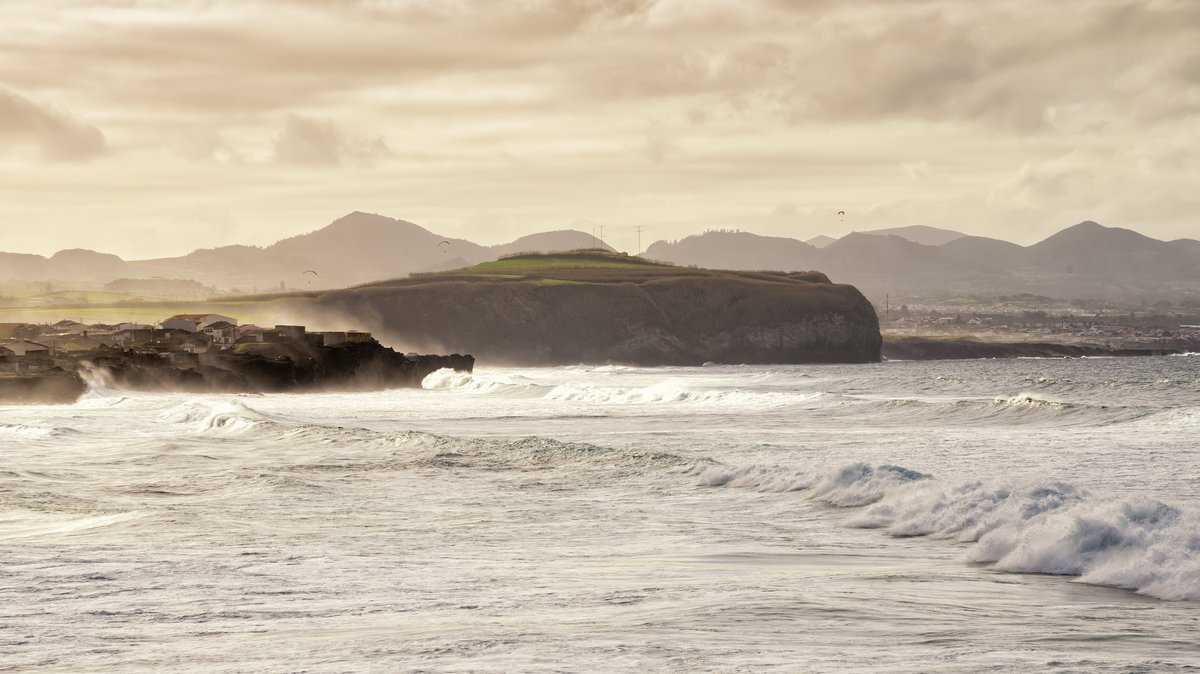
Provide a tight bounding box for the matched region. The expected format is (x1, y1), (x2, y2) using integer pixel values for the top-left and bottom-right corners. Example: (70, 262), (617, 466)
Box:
(467, 252), (662, 274)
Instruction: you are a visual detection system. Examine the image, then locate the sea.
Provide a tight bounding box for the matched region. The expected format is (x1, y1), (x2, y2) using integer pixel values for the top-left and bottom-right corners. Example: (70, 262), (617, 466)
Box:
(2, 356), (1198, 672)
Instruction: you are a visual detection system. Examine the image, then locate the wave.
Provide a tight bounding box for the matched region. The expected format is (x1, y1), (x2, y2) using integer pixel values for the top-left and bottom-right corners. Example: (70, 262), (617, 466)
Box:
(421, 368), (542, 395)
(843, 392), (1149, 427)
(696, 461), (1200, 601)
(0, 423), (73, 439)
(541, 382), (813, 407)
(0, 510), (147, 541)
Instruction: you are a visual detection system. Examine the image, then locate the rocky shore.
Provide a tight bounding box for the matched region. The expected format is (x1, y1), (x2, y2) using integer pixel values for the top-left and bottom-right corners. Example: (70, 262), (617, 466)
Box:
(1, 342), (473, 404)
(0, 371), (88, 404)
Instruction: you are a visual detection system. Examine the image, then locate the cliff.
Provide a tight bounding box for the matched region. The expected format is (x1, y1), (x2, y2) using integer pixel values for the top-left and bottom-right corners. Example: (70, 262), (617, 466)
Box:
(301, 251), (881, 366)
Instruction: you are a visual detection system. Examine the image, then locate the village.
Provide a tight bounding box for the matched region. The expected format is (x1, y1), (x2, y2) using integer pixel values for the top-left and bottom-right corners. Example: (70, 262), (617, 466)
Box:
(0, 314), (375, 372)
(879, 303), (1200, 352)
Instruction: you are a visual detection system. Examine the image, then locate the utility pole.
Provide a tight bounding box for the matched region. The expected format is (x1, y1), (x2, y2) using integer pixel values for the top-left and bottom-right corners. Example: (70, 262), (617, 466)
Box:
(635, 225), (643, 254)
(599, 224), (606, 248)
(886, 294), (890, 322)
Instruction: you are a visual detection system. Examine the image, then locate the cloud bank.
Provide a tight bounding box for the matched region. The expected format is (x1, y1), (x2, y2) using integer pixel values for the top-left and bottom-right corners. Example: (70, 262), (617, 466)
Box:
(0, 0), (1197, 257)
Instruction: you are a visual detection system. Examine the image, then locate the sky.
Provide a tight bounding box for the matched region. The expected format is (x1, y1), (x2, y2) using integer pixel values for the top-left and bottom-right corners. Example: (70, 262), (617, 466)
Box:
(1, 0), (1198, 259)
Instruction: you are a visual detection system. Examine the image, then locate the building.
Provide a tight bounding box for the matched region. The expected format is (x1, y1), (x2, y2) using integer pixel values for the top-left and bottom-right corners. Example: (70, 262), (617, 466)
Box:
(316, 330), (375, 346)
(202, 321), (238, 346)
(0, 340), (51, 357)
(113, 327), (159, 347)
(168, 331), (212, 354)
(275, 325), (307, 341)
(160, 314), (237, 333)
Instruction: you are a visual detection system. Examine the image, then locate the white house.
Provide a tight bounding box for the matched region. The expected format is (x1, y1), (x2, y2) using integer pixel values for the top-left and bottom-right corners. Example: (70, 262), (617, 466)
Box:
(161, 314), (237, 333)
(202, 321), (238, 346)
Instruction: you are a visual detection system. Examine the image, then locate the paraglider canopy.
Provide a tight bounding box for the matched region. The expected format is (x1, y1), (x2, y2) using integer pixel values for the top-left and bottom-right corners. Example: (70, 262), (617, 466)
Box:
(438, 240), (450, 253)
(837, 210), (846, 222)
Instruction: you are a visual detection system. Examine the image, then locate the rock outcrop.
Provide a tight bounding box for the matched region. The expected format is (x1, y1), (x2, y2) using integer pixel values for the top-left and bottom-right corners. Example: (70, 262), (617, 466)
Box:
(0, 370), (87, 404)
(87, 343), (473, 394)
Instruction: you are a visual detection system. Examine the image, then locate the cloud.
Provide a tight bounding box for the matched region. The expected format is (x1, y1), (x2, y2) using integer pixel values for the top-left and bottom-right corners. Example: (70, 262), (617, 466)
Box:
(1, 0), (1199, 255)
(640, 120), (679, 163)
(272, 114), (391, 166)
(0, 87), (106, 160)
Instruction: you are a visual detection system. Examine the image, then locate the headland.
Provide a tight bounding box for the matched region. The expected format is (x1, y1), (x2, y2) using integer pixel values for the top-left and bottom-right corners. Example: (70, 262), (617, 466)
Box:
(294, 251), (882, 366)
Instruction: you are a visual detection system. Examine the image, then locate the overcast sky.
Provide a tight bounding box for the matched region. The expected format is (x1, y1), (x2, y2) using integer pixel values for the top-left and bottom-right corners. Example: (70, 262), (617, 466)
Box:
(1, 0), (1197, 258)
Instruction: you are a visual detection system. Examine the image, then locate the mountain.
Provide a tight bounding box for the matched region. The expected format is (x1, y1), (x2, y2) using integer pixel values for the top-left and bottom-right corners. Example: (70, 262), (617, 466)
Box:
(806, 235), (837, 248)
(644, 231), (821, 271)
(641, 221), (1200, 301)
(939, 235), (1029, 271)
(490, 230), (613, 258)
(0, 252), (50, 281)
(1, 213), (621, 293)
(268, 211), (491, 279)
(1027, 221), (1199, 281)
(857, 225), (966, 246)
(818, 233), (1011, 295)
(4, 216), (1198, 303)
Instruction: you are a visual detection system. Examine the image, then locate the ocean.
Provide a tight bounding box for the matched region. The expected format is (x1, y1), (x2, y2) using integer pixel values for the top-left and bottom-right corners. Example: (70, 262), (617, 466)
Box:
(2, 357), (1198, 672)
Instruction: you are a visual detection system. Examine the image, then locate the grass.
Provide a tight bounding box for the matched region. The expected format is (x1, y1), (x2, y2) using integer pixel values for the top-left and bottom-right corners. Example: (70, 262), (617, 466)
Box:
(466, 251), (666, 274)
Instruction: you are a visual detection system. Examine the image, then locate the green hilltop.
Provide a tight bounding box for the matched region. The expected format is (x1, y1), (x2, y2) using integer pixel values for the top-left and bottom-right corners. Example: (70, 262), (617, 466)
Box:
(378, 250), (835, 287)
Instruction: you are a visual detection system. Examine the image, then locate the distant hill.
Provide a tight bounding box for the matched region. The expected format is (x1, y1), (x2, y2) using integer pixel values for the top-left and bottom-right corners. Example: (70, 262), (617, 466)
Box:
(641, 222), (1200, 301)
(3, 216), (1198, 303)
(857, 225), (966, 246)
(490, 230), (613, 258)
(1026, 221), (1198, 281)
(939, 235), (1029, 271)
(1, 212), (618, 293)
(644, 230), (821, 271)
(805, 235), (837, 248)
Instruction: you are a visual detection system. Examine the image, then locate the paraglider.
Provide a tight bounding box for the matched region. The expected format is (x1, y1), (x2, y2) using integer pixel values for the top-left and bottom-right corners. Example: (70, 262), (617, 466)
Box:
(837, 210), (846, 222)
(303, 270), (317, 286)
(438, 240), (450, 254)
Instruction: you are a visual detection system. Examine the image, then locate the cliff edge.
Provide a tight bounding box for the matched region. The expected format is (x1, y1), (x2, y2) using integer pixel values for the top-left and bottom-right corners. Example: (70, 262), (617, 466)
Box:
(302, 251), (881, 366)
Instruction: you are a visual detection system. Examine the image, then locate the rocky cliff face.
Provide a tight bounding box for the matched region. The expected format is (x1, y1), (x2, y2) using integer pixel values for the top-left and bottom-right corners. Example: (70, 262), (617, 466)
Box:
(86, 343), (474, 394)
(303, 256), (881, 366)
(0, 371), (86, 404)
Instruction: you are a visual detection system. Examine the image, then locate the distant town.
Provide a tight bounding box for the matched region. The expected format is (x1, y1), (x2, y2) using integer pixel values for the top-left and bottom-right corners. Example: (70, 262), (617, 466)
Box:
(0, 314), (374, 372)
(880, 300), (1200, 352)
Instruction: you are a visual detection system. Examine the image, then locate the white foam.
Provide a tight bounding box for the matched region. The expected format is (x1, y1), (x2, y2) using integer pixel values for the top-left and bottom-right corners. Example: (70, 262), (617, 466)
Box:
(421, 368), (533, 394)
(0, 423), (59, 439)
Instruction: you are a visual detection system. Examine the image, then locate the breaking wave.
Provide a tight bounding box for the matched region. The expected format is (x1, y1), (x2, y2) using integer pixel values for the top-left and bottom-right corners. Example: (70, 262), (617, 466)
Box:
(421, 368), (541, 394)
(0, 423), (72, 439)
(696, 461), (1200, 601)
(845, 392), (1150, 426)
(541, 382), (811, 407)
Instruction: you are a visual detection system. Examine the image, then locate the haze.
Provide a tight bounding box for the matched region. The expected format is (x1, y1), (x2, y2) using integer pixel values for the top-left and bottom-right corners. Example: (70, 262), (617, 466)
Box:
(2, 0), (1197, 259)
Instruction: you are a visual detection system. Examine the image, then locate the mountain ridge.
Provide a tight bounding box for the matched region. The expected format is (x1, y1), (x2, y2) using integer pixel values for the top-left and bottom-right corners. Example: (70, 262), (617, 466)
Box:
(1, 215), (1196, 302)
